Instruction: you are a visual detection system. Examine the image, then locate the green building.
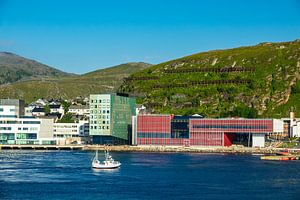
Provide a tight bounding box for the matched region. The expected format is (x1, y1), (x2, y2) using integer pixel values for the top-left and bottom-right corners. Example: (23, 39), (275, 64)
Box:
(89, 93), (136, 144)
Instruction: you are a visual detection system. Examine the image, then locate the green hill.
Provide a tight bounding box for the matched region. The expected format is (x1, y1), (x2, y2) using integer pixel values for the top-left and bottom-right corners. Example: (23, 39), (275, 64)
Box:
(0, 62), (151, 103)
(0, 52), (73, 84)
(119, 39), (300, 118)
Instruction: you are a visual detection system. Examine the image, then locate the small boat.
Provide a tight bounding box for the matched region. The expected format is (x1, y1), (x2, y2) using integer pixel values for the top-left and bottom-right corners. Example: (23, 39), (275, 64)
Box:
(260, 155), (298, 161)
(92, 150), (121, 169)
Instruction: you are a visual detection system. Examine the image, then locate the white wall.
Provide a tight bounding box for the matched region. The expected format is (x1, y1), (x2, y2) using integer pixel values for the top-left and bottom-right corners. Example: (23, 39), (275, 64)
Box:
(273, 119), (284, 133)
(252, 134), (265, 148)
(0, 105), (19, 117)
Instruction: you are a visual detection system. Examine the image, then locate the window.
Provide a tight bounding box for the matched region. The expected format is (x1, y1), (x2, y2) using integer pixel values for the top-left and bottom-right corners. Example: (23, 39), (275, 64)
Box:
(103, 121), (105, 124)
(0, 108), (3, 112)
(23, 121), (40, 124)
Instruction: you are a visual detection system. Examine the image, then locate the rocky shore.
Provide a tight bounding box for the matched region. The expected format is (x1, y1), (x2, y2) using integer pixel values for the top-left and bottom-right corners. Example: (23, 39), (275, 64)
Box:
(83, 145), (300, 154)
(2, 144), (300, 155)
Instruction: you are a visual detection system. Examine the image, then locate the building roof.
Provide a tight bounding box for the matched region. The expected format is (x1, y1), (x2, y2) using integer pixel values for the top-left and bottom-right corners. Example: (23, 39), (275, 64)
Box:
(49, 104), (61, 109)
(69, 105), (89, 109)
(32, 107), (45, 113)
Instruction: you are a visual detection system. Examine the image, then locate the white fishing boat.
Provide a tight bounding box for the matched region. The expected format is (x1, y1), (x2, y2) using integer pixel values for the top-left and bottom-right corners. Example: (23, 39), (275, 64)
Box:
(92, 150), (121, 169)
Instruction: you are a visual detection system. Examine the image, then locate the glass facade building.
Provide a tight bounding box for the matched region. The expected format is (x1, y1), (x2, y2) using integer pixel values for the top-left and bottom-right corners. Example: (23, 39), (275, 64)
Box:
(89, 94), (136, 144)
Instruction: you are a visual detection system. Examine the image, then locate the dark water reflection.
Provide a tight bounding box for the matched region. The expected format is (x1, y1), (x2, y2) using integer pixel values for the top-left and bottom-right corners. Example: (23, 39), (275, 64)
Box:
(0, 150), (300, 200)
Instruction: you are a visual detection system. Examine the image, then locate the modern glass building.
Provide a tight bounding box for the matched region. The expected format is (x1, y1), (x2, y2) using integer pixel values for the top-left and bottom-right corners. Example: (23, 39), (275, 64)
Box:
(89, 93), (136, 144)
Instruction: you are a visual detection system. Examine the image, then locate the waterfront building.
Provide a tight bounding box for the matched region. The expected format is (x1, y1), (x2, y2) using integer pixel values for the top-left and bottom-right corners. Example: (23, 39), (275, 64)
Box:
(0, 116), (55, 145)
(89, 93), (136, 145)
(133, 114), (283, 148)
(53, 120), (89, 145)
(0, 99), (55, 145)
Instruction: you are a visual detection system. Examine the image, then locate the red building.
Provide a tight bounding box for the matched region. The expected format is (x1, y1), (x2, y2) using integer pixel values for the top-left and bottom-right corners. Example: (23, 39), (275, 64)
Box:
(133, 115), (274, 147)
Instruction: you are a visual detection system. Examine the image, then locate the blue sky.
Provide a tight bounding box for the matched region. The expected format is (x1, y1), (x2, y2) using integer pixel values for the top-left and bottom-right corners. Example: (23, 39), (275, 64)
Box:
(0, 0), (300, 74)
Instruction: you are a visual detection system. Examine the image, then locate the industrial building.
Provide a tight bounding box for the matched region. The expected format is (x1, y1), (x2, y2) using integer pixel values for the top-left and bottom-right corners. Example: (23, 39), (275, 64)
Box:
(132, 114), (284, 147)
(89, 93), (136, 145)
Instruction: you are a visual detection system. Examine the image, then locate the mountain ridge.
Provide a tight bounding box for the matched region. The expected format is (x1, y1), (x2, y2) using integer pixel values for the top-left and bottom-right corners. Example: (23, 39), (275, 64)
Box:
(119, 39), (300, 118)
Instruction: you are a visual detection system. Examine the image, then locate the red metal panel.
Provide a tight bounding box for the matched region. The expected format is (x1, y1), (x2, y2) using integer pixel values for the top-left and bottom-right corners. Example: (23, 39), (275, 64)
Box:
(189, 132), (223, 146)
(190, 119), (273, 133)
(137, 115), (172, 133)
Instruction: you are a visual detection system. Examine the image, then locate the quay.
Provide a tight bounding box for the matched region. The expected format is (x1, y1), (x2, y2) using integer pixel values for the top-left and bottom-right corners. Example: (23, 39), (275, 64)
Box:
(1, 144), (300, 155)
(0, 144), (84, 150)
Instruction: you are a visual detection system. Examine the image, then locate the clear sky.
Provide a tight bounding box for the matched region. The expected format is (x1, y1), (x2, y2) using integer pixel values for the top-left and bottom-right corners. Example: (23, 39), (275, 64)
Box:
(0, 0), (300, 74)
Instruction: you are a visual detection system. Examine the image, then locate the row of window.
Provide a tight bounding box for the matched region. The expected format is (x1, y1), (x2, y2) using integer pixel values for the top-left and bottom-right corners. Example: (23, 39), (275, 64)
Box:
(90, 110), (110, 114)
(17, 127), (38, 131)
(16, 133), (37, 140)
(0, 115), (17, 118)
(137, 132), (171, 138)
(0, 108), (16, 112)
(192, 124), (269, 130)
(0, 120), (40, 124)
(0, 133), (37, 140)
(90, 126), (110, 130)
(90, 120), (110, 124)
(91, 99), (110, 103)
(90, 115), (110, 119)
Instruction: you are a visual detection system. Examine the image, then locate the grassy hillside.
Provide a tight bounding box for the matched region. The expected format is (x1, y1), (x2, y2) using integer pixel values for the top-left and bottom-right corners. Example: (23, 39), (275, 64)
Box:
(119, 39), (300, 118)
(0, 52), (73, 84)
(0, 62), (151, 103)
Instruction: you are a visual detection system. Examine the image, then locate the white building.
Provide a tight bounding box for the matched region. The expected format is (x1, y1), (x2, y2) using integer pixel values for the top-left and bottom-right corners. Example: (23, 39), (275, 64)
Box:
(0, 99), (25, 118)
(32, 107), (46, 117)
(0, 117), (55, 145)
(53, 120), (89, 145)
(49, 104), (64, 115)
(69, 105), (89, 116)
(0, 99), (55, 145)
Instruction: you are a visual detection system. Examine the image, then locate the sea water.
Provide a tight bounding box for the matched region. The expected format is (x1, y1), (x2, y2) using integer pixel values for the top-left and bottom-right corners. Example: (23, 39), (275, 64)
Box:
(0, 150), (300, 200)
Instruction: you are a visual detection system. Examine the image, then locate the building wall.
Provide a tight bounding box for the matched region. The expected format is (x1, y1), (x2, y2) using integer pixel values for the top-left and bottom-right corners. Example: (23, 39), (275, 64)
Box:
(0, 105), (18, 118)
(273, 119), (284, 133)
(0, 117), (55, 145)
(136, 115), (179, 145)
(69, 108), (89, 116)
(54, 121), (89, 138)
(136, 116), (273, 147)
(0, 99), (25, 117)
(252, 134), (265, 147)
(111, 94), (136, 140)
(89, 94), (111, 136)
(89, 94), (136, 144)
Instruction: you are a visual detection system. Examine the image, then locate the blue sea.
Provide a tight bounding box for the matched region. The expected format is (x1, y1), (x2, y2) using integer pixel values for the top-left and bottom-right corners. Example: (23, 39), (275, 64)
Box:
(0, 150), (300, 200)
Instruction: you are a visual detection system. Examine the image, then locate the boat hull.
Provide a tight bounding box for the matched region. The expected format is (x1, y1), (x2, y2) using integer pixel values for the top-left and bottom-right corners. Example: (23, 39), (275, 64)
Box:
(92, 163), (121, 169)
